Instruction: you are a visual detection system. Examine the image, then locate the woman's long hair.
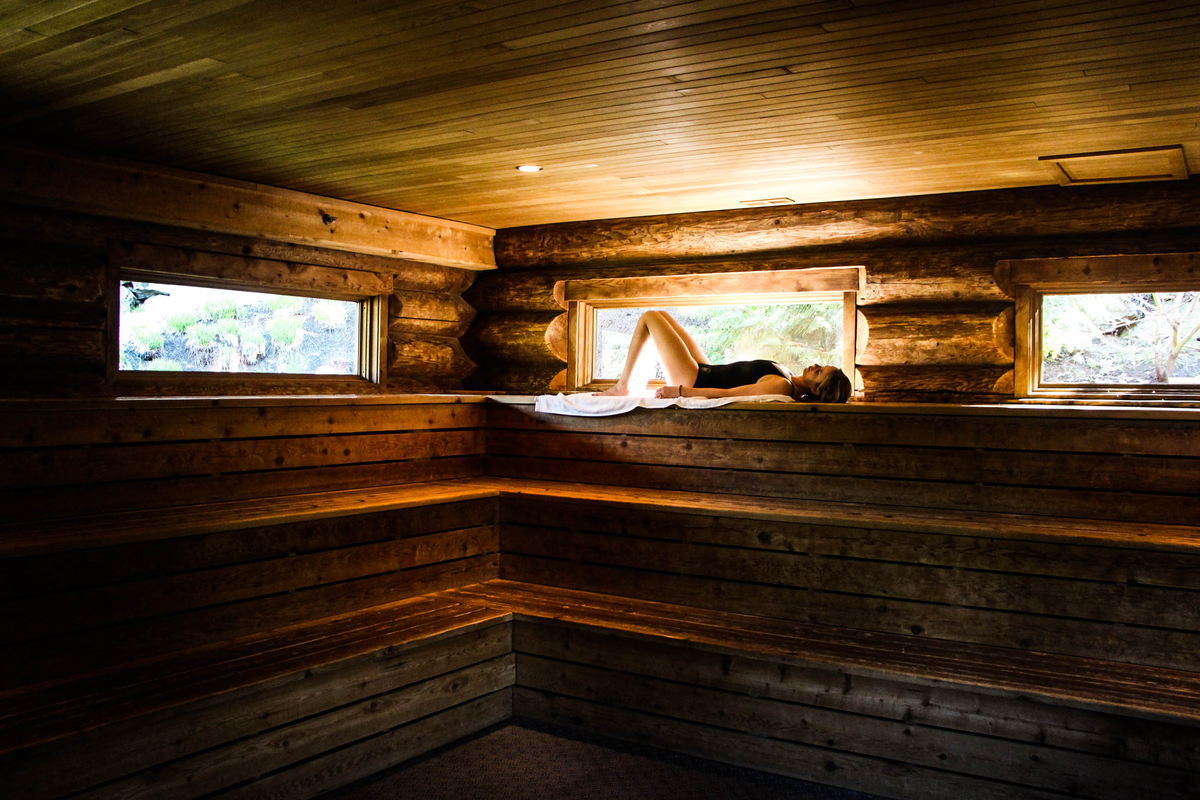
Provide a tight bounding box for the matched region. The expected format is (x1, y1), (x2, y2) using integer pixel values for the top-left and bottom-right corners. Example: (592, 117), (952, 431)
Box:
(797, 367), (852, 403)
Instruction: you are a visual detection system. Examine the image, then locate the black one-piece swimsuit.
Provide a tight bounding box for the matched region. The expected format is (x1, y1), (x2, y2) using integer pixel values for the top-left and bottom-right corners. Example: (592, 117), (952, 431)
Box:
(693, 360), (790, 390)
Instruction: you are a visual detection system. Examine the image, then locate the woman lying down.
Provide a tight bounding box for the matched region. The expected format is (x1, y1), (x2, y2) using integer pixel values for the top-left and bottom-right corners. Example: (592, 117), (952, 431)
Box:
(596, 311), (852, 403)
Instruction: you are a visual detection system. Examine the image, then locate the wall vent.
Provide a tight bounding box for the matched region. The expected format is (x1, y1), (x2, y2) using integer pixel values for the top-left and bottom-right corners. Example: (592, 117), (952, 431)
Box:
(739, 197), (794, 206)
(1039, 145), (1188, 185)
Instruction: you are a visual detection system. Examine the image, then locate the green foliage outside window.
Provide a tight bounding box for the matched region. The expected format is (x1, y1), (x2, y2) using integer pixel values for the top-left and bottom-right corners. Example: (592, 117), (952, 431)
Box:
(594, 302), (842, 381)
(1042, 292), (1200, 384)
(119, 281), (359, 375)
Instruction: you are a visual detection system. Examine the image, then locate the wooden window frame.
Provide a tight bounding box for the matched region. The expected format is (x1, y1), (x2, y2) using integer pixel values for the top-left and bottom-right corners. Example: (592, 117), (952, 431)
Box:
(107, 241), (390, 394)
(1006, 253), (1200, 402)
(563, 267), (862, 391)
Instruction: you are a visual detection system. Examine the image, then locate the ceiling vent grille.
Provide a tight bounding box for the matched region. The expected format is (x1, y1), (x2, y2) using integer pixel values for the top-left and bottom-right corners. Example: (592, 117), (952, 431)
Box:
(739, 197), (794, 206)
(1039, 145), (1188, 185)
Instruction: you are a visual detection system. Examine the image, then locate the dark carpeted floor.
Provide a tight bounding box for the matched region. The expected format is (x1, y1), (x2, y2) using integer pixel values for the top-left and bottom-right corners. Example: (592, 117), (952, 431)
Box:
(321, 718), (894, 800)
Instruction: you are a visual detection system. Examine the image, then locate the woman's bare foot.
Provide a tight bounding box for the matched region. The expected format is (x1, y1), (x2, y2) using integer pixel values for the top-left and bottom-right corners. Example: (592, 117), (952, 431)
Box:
(594, 384), (630, 396)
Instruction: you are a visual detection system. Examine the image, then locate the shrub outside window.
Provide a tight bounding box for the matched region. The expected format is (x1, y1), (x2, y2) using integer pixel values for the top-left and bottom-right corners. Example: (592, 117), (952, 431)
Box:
(1006, 252), (1200, 401)
(108, 240), (389, 391)
(1041, 292), (1200, 386)
(119, 282), (362, 375)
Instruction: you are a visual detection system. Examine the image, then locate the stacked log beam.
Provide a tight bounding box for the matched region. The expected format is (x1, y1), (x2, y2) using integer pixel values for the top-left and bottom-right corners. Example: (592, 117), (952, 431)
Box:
(0, 203), (478, 396)
(470, 180), (1200, 399)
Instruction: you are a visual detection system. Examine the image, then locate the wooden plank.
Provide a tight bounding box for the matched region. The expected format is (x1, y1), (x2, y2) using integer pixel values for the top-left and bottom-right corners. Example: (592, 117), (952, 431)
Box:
(0, 478), (503, 557)
(0, 555), (501, 688)
(109, 240), (394, 299)
(500, 523), (1200, 633)
(500, 498), (1200, 590)
(76, 656), (515, 800)
(0, 596), (507, 751)
(0, 399), (484, 448)
(1, 524), (500, 644)
(486, 454), (1200, 525)
(0, 325), (105, 370)
(484, 401), (1200, 457)
(485, 427), (1200, 498)
(482, 476), (1200, 554)
(515, 689), (1067, 800)
(213, 690), (512, 800)
(0, 497), (497, 601)
(0, 238), (106, 303)
(1, 427), (484, 489)
(514, 621), (1200, 771)
(4, 621), (512, 797)
(442, 580), (1200, 722)
(0, 143), (496, 270)
(500, 555), (1200, 670)
(517, 660), (1197, 800)
(1002, 251), (1200, 291)
(0, 203), (479, 288)
(0, 455), (485, 525)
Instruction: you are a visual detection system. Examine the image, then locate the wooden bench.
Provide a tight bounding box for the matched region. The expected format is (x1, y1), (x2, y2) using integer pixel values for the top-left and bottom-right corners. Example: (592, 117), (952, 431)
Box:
(3, 596), (513, 800)
(0, 397), (506, 800)
(6, 396), (1200, 800)
(0, 479), (514, 800)
(439, 578), (1200, 800)
(475, 400), (1200, 799)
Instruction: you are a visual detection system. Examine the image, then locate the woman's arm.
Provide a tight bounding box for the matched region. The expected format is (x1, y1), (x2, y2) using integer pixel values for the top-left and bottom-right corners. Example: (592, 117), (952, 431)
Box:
(655, 375), (792, 399)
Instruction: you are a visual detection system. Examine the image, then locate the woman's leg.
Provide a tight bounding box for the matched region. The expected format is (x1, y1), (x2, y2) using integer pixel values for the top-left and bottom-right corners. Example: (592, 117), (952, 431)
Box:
(659, 311), (711, 365)
(597, 311), (701, 395)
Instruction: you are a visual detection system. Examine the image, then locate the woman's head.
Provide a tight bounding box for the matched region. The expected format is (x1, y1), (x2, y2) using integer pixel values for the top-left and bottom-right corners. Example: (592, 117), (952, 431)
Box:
(795, 364), (852, 403)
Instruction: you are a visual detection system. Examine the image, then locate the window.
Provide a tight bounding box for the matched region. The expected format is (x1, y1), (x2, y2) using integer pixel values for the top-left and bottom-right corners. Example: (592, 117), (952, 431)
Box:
(119, 282), (363, 375)
(563, 267), (861, 391)
(1007, 253), (1200, 401)
(108, 241), (389, 390)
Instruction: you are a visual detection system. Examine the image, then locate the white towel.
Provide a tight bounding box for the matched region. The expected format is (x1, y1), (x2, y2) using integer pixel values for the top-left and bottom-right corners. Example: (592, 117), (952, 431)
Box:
(533, 392), (795, 417)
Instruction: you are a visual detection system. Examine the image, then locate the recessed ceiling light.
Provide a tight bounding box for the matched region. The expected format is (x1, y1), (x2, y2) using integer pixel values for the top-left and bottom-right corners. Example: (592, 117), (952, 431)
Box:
(516, 164), (542, 172)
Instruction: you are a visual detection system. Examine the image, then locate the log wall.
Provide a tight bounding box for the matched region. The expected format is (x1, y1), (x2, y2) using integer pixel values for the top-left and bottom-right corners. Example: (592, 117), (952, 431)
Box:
(470, 180), (1200, 399)
(0, 202), (478, 397)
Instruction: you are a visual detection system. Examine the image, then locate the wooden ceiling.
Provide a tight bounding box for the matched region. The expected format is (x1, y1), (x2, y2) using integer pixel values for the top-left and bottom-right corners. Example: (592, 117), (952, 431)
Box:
(1, 0), (1198, 229)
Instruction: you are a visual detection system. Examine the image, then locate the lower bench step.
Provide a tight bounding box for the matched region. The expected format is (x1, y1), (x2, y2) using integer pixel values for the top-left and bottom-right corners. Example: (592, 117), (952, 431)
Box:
(3, 612), (513, 800)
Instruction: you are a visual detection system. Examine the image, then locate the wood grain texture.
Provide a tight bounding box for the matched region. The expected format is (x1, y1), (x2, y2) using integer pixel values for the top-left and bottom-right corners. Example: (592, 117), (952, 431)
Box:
(3, 3), (1200, 228)
(442, 580), (1200, 724)
(110, 240), (394, 298)
(2, 144), (496, 268)
(518, 655), (1195, 800)
(857, 302), (1014, 366)
(496, 182), (1200, 267)
(461, 311), (566, 366)
(513, 621), (1200, 771)
(516, 689), (1072, 800)
(3, 620), (512, 795)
